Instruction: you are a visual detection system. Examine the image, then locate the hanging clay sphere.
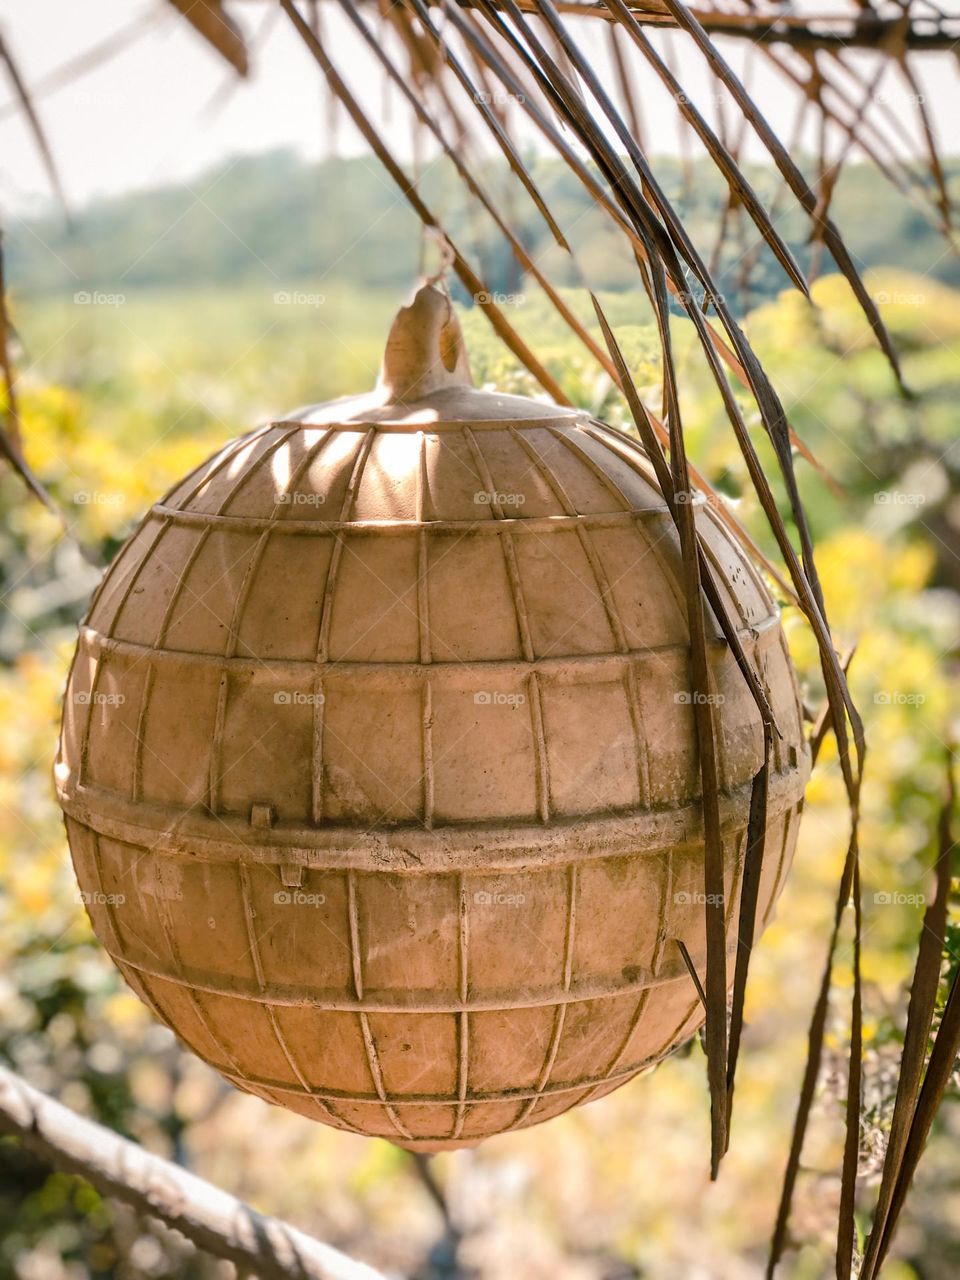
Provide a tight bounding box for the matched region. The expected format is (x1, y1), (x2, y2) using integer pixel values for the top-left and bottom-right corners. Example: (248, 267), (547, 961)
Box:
(57, 283), (809, 1150)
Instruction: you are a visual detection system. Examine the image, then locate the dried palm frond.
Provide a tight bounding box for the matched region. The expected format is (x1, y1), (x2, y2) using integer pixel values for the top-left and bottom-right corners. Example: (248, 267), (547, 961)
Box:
(167, 0), (249, 74)
(859, 752), (957, 1279)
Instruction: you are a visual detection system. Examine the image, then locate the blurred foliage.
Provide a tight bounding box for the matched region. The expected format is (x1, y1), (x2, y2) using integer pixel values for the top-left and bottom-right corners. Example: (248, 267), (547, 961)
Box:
(0, 262), (957, 1279)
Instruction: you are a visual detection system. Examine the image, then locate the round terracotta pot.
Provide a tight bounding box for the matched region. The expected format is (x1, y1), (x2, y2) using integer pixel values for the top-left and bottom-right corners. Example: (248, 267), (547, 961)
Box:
(57, 284), (808, 1149)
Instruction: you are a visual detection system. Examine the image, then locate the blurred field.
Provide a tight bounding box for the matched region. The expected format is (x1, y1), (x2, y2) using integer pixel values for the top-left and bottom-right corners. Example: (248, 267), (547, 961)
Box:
(0, 269), (958, 1280)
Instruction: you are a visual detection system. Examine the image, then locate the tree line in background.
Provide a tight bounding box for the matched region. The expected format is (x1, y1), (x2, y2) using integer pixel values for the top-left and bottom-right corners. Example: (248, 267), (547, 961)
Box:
(5, 149), (958, 304)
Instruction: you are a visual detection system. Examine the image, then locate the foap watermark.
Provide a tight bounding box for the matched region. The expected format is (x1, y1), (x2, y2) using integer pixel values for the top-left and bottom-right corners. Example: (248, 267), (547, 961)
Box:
(875, 490), (926, 507)
(74, 691), (125, 706)
(273, 889), (326, 907)
(874, 691), (926, 707)
(274, 290), (326, 308)
(874, 91), (926, 106)
(74, 290), (125, 307)
(474, 490), (525, 507)
(674, 287), (725, 309)
(674, 891), (725, 906)
(875, 289), (926, 307)
(672, 489), (730, 511)
(473, 90), (525, 106)
(474, 290), (525, 307)
(674, 691), (725, 706)
(74, 490), (124, 507)
(474, 691), (526, 707)
(674, 91), (726, 108)
(275, 490), (326, 507)
(874, 891), (926, 906)
(73, 88), (127, 107)
(77, 890), (125, 907)
(474, 889), (525, 907)
(274, 691), (325, 706)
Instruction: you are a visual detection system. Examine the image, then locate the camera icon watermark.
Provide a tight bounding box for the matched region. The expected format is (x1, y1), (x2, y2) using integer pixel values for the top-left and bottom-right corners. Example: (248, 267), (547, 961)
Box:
(273, 290), (326, 308)
(473, 90), (525, 106)
(273, 889), (326, 906)
(473, 290), (525, 306)
(274, 691), (325, 706)
(274, 490), (326, 506)
(74, 490), (124, 506)
(74, 691), (125, 706)
(874, 490), (926, 507)
(74, 290), (125, 307)
(474, 691), (526, 707)
(474, 490), (526, 507)
(77, 889), (126, 907)
(473, 889), (525, 907)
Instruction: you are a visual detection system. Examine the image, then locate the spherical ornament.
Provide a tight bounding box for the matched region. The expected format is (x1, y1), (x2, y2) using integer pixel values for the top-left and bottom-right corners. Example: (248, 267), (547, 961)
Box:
(57, 284), (808, 1150)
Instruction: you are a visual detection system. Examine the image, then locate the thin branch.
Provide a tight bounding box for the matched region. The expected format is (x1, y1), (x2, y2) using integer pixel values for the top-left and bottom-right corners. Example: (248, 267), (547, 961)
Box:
(0, 1064), (386, 1280)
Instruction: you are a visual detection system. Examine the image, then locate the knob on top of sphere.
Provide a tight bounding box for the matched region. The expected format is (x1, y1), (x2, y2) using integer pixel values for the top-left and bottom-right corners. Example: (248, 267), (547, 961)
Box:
(377, 282), (474, 403)
(295, 280), (578, 427)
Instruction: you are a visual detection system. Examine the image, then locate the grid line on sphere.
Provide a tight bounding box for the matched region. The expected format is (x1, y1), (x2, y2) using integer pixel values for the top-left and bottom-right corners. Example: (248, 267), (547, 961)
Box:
(421, 681), (435, 828)
(310, 429), (375, 826)
(91, 932), (747, 1012)
(211, 1030), (683, 1108)
(513, 861), (578, 1128)
(236, 859), (342, 1130)
(347, 868), (413, 1142)
(149, 505), (680, 537)
(315, 428), (376, 664)
(528, 670), (551, 823)
(624, 661), (653, 808)
(130, 666), (155, 805)
(311, 669), (325, 825)
(85, 826), (170, 1029)
(150, 842), (247, 1083)
(584, 842), (673, 1097)
(75, 610), (783, 675)
(454, 871), (470, 1140)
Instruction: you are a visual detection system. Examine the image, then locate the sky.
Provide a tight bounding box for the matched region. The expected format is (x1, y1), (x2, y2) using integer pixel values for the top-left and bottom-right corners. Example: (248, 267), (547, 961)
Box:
(0, 0), (956, 216)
